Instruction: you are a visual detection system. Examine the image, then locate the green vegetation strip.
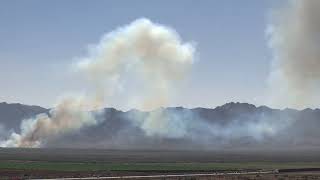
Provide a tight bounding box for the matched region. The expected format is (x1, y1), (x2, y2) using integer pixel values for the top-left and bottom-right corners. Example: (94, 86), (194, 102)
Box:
(0, 161), (320, 172)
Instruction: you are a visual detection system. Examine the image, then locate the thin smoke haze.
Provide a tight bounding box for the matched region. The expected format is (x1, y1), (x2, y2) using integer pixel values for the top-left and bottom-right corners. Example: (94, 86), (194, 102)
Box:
(267, 0), (320, 109)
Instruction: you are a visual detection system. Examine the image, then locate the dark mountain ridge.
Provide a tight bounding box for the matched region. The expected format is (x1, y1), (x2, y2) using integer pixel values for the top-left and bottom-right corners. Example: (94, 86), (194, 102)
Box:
(0, 102), (48, 132)
(0, 102), (319, 149)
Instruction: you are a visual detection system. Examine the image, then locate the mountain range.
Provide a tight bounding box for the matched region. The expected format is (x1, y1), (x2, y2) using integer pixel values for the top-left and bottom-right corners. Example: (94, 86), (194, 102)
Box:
(0, 102), (319, 149)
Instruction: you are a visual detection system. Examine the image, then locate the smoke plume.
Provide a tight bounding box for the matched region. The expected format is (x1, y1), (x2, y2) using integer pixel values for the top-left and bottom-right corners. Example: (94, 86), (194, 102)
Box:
(3, 2), (316, 148)
(77, 18), (194, 110)
(0, 96), (101, 147)
(267, 0), (320, 109)
(76, 18), (195, 137)
(0, 18), (195, 147)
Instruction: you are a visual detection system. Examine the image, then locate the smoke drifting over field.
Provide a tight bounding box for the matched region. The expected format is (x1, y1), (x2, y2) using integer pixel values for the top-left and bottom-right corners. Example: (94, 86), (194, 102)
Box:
(1, 97), (99, 147)
(267, 0), (320, 109)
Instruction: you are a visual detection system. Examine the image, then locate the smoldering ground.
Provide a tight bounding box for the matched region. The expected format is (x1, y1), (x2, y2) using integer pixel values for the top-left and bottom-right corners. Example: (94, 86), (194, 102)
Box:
(30, 105), (320, 150)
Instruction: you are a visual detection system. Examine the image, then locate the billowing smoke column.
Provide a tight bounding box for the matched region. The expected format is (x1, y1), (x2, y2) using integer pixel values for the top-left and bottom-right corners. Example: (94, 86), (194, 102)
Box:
(0, 18), (195, 147)
(267, 0), (320, 109)
(77, 18), (195, 137)
(4, 7), (312, 148)
(1, 96), (101, 147)
(77, 18), (194, 110)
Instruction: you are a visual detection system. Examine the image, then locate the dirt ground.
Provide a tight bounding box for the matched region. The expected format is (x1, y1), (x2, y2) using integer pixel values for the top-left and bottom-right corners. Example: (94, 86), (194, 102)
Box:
(1, 170), (320, 179)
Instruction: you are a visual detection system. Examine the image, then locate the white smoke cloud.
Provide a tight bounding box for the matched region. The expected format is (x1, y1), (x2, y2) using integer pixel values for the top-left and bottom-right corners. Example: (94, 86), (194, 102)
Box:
(77, 18), (195, 137)
(77, 18), (195, 111)
(1, 96), (100, 147)
(267, 0), (320, 109)
(0, 18), (195, 147)
(3, 8), (308, 148)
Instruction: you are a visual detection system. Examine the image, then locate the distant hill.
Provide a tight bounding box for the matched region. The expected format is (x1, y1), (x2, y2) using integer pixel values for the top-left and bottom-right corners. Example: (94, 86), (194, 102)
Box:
(0, 102), (48, 132)
(1, 102), (320, 149)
